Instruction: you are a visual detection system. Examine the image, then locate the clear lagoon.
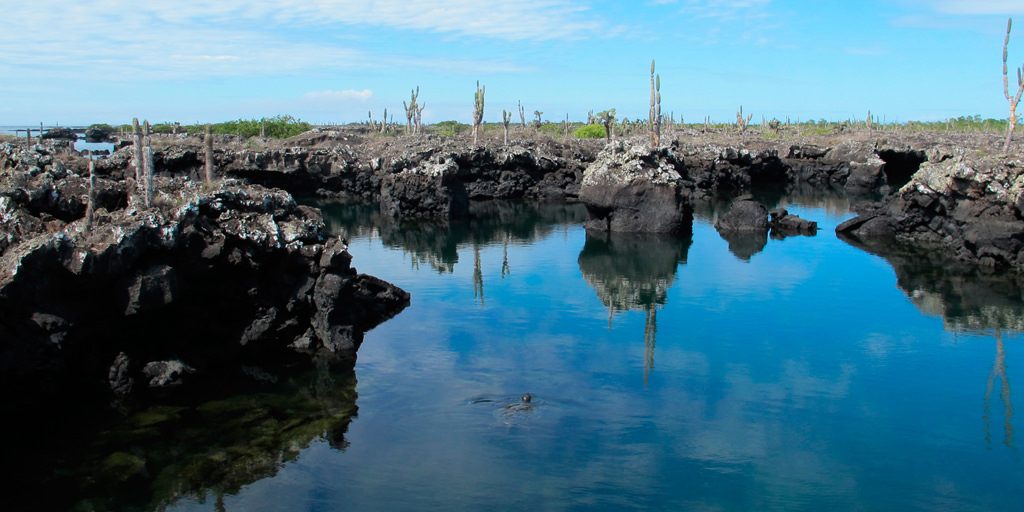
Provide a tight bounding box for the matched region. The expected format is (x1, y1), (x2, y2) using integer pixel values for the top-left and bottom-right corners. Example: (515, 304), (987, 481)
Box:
(38, 193), (1023, 511)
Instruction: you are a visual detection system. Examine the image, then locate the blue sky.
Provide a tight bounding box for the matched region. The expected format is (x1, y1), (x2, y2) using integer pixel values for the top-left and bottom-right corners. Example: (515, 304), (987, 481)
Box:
(2, 0), (1024, 126)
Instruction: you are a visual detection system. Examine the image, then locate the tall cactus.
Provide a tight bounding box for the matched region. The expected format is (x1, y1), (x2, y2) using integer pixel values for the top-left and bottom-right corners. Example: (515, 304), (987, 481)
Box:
(143, 120), (154, 207)
(473, 81), (485, 145)
(649, 60), (661, 147)
(1004, 18), (1024, 152)
(502, 109), (512, 145)
(132, 118), (143, 186)
(598, 109), (616, 141)
(85, 157), (96, 235)
(204, 124), (215, 183)
(518, 100), (526, 129)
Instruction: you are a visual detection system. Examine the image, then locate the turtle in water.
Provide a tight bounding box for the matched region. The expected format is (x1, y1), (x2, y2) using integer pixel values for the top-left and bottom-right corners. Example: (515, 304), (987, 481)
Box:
(502, 393), (534, 414)
(467, 393), (541, 423)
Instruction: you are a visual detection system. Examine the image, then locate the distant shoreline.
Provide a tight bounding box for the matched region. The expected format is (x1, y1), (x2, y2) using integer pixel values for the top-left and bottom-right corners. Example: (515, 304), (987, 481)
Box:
(0, 125), (88, 136)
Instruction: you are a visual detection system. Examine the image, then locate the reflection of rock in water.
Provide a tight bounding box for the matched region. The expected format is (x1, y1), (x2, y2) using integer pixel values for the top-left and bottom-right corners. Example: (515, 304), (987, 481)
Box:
(837, 235), (1017, 449)
(314, 200), (588, 275)
(12, 364), (359, 512)
(578, 232), (691, 314)
(718, 229), (768, 261)
(578, 231), (691, 384)
(837, 234), (1024, 333)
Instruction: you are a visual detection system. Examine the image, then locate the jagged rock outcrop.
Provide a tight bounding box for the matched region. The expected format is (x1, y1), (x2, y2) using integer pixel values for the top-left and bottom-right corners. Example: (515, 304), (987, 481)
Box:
(379, 158), (469, 218)
(837, 152), (1024, 270)
(579, 141), (693, 233)
(0, 165), (409, 408)
(41, 127), (78, 141)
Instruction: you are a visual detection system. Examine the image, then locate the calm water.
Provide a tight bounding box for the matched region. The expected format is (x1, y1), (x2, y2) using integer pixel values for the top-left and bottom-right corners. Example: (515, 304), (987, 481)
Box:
(49, 194), (1024, 511)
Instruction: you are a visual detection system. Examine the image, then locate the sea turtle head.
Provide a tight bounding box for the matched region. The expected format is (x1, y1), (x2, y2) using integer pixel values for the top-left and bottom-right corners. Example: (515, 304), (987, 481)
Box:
(521, 393), (532, 403)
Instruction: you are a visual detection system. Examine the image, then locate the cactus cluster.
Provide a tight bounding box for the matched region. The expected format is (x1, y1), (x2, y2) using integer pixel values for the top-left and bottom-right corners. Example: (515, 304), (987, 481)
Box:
(736, 105), (752, 135)
(1003, 17), (1024, 152)
(130, 118), (156, 207)
(403, 86), (425, 135)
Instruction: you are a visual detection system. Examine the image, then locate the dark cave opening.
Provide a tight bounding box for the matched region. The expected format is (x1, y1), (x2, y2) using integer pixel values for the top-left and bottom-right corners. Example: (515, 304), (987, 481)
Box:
(878, 149), (928, 189)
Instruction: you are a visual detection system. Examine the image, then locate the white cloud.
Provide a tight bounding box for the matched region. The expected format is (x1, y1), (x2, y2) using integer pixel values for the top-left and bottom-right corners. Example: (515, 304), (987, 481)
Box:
(0, 1), (598, 88)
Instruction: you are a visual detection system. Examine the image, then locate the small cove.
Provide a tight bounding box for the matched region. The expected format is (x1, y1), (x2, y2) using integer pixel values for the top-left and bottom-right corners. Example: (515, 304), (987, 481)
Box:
(174, 195), (1022, 511)
(26, 194), (1022, 511)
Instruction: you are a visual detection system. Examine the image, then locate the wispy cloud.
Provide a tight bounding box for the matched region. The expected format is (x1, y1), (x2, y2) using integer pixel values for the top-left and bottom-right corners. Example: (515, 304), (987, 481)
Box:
(305, 89), (375, 101)
(657, 0), (773, 20)
(0, 1), (574, 84)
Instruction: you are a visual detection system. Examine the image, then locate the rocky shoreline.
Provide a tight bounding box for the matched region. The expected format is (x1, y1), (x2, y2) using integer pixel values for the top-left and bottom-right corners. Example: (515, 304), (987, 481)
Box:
(2, 126), (1022, 407)
(0, 144), (409, 410)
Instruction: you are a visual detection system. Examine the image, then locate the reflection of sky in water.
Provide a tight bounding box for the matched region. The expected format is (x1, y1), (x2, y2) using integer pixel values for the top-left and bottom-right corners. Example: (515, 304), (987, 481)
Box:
(173, 202), (1023, 511)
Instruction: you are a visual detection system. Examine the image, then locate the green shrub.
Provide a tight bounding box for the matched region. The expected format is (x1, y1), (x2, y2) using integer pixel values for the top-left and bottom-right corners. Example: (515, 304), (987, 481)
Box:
(88, 123), (117, 132)
(182, 115), (312, 139)
(432, 120), (467, 136)
(537, 122), (566, 137)
(574, 124), (606, 139)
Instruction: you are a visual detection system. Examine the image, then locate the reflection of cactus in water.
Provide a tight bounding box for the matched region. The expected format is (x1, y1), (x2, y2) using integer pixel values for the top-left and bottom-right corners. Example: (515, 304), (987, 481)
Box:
(644, 307), (657, 386)
(578, 232), (690, 384)
(985, 329), (1015, 448)
(473, 244), (484, 306)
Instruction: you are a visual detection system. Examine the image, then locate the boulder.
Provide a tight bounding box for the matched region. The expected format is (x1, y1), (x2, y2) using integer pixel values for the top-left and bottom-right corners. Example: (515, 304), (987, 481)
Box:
(579, 141), (692, 233)
(769, 208), (818, 237)
(84, 127), (111, 143)
(141, 360), (195, 387)
(715, 198), (769, 232)
(714, 198), (770, 260)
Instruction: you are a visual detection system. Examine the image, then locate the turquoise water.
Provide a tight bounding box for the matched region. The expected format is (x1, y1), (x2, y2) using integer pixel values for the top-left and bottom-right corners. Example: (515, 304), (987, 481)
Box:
(158, 197), (1022, 511)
